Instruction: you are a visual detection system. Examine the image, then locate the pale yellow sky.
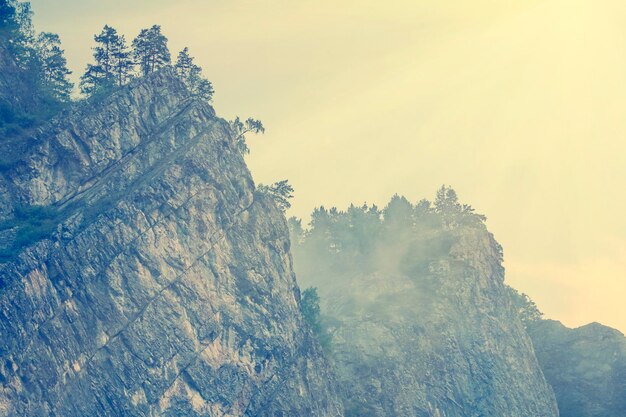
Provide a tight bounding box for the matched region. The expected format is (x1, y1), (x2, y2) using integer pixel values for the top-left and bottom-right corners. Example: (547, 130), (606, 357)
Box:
(31, 0), (626, 332)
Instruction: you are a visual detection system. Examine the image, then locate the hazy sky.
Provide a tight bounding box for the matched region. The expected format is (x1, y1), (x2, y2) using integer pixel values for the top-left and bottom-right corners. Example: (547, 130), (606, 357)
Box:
(30, 0), (626, 333)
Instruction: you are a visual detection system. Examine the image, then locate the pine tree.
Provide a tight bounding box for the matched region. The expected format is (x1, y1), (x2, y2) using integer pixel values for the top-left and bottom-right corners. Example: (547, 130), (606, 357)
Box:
(188, 66), (214, 101)
(110, 34), (133, 87)
(300, 287), (332, 351)
(383, 194), (414, 230)
(93, 25), (117, 78)
(228, 117), (264, 154)
(300, 287), (322, 335)
(257, 180), (294, 212)
(174, 47), (193, 78)
(1, 1), (35, 45)
(434, 185), (486, 229)
(36, 32), (72, 101)
(1, 1), (36, 71)
(0, 0), (19, 34)
(434, 185), (461, 229)
(288, 217), (305, 245)
(434, 185), (461, 214)
(175, 47), (214, 101)
(0, 1), (72, 136)
(132, 25), (170, 76)
(14, 0), (33, 42)
(80, 25), (121, 94)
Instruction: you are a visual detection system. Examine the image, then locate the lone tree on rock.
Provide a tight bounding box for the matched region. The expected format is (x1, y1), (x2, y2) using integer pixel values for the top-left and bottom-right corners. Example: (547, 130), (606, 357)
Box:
(258, 180), (294, 212)
(132, 25), (170, 76)
(228, 117), (264, 155)
(175, 47), (214, 101)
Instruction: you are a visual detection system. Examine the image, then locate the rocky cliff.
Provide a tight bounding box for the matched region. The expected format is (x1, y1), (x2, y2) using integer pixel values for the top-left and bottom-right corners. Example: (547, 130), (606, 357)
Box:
(528, 320), (626, 417)
(290, 200), (560, 416)
(0, 70), (343, 416)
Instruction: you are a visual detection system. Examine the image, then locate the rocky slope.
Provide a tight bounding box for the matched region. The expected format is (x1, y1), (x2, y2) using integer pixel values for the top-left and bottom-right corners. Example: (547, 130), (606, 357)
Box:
(0, 70), (343, 416)
(528, 320), (626, 417)
(291, 204), (560, 416)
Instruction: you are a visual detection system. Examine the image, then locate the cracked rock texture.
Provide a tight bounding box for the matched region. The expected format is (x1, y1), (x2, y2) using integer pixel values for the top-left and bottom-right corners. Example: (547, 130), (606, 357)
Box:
(293, 226), (560, 417)
(0, 70), (343, 416)
(528, 320), (626, 417)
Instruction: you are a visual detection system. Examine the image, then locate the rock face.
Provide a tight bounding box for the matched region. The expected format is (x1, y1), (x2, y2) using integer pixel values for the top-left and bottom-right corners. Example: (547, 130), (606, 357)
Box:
(529, 320), (626, 417)
(0, 70), (343, 416)
(292, 216), (560, 416)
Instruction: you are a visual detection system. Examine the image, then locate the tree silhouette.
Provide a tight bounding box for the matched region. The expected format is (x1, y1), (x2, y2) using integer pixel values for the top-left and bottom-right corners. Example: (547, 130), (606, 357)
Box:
(301, 287), (322, 334)
(81, 25), (129, 94)
(132, 25), (171, 76)
(228, 117), (264, 154)
(258, 180), (294, 212)
(36, 32), (72, 101)
(175, 47), (214, 101)
(300, 287), (332, 350)
(507, 286), (543, 328)
(110, 33), (133, 86)
(174, 47), (194, 78)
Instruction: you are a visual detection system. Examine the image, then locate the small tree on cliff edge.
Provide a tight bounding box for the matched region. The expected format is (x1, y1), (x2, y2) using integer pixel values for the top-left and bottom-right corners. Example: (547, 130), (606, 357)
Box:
(434, 185), (486, 229)
(257, 180), (294, 212)
(507, 286), (543, 328)
(175, 47), (214, 101)
(228, 117), (264, 155)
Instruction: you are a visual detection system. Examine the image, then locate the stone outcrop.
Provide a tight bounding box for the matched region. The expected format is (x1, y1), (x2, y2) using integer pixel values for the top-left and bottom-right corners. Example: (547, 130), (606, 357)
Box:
(292, 224), (560, 416)
(529, 320), (626, 417)
(0, 70), (343, 416)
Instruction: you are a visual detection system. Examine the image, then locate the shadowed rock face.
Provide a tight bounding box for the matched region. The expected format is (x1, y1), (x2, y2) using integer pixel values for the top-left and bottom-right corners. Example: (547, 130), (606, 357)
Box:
(529, 320), (626, 417)
(292, 224), (560, 417)
(0, 70), (343, 416)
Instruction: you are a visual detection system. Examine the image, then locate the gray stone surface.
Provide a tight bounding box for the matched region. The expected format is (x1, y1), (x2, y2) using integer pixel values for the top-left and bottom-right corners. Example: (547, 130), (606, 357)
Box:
(0, 70), (343, 416)
(529, 320), (626, 417)
(294, 227), (560, 417)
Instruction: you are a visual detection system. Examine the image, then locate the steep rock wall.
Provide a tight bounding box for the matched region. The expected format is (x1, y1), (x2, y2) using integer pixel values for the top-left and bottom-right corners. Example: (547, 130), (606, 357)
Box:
(0, 70), (343, 417)
(293, 224), (560, 417)
(529, 320), (626, 417)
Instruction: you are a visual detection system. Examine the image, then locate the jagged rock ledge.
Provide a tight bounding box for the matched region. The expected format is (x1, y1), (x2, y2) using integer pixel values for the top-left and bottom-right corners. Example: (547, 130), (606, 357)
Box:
(0, 69), (343, 416)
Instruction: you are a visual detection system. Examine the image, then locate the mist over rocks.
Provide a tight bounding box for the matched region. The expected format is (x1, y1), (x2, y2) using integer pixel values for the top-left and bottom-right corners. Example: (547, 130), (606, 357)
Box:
(289, 193), (560, 417)
(1, 1), (623, 415)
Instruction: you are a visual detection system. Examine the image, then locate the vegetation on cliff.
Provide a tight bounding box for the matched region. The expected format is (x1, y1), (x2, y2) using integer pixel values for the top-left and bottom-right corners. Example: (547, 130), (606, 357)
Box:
(0, 0), (72, 136)
(288, 187), (559, 417)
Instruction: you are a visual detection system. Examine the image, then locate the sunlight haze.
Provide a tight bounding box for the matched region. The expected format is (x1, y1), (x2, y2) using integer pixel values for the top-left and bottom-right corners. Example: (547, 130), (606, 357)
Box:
(30, 0), (626, 333)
